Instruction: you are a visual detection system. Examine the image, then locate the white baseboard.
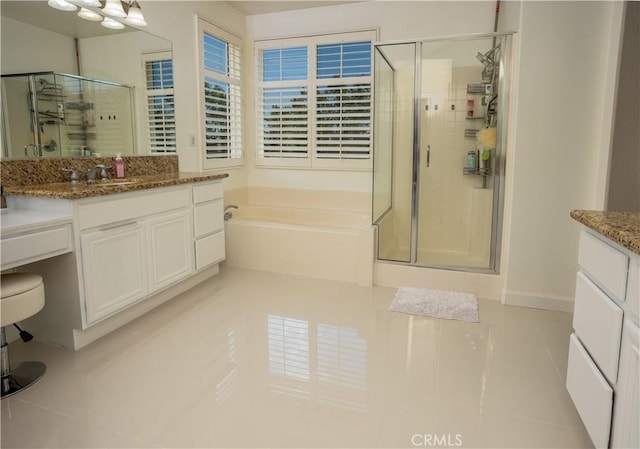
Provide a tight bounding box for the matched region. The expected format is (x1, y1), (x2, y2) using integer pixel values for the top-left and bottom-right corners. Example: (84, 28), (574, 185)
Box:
(502, 290), (575, 313)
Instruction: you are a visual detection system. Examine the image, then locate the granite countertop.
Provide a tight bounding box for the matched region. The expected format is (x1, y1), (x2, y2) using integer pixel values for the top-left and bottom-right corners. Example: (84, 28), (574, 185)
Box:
(571, 210), (640, 255)
(3, 172), (228, 200)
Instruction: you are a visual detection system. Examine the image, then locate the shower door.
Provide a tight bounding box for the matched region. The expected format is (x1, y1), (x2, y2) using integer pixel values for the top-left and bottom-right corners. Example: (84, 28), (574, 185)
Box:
(373, 34), (510, 272)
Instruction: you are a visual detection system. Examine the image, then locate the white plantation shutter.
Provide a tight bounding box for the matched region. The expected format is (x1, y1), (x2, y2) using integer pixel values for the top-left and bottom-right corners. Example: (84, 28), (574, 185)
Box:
(316, 41), (372, 79)
(257, 46), (309, 162)
(260, 86), (308, 158)
(199, 19), (242, 167)
(315, 41), (371, 160)
(255, 31), (375, 169)
(143, 53), (175, 154)
(316, 83), (371, 159)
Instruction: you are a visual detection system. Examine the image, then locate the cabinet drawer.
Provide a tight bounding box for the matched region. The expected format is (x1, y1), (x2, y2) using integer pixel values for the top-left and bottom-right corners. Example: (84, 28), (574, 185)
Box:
(194, 200), (224, 238)
(573, 271), (623, 383)
(193, 182), (223, 204)
(1, 225), (72, 270)
(578, 231), (629, 302)
(566, 333), (613, 449)
(195, 231), (225, 270)
(77, 186), (191, 230)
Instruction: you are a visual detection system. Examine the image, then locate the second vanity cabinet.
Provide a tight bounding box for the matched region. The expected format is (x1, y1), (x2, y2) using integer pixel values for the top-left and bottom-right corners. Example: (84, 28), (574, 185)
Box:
(566, 228), (640, 449)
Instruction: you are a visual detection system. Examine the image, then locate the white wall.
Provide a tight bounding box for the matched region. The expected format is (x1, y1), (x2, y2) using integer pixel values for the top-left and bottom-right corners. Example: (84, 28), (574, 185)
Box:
(501, 1), (625, 309)
(0, 16), (77, 74)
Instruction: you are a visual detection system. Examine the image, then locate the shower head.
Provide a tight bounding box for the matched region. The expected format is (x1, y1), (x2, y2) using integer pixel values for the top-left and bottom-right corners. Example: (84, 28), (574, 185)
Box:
(476, 50), (494, 66)
(476, 45), (500, 67)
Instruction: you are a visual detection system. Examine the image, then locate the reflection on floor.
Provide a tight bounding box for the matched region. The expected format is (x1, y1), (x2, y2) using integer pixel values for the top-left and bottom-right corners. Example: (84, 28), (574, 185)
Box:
(1, 267), (592, 448)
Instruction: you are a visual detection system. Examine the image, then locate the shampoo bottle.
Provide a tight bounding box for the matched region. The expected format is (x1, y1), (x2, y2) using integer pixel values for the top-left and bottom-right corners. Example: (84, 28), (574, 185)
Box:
(114, 153), (125, 178)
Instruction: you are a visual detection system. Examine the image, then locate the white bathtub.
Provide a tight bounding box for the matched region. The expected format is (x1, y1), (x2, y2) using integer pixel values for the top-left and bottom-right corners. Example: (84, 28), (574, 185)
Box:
(224, 206), (374, 285)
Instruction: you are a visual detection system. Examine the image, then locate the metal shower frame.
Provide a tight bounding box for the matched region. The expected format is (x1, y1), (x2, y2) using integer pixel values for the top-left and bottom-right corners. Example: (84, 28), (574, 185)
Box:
(372, 31), (515, 274)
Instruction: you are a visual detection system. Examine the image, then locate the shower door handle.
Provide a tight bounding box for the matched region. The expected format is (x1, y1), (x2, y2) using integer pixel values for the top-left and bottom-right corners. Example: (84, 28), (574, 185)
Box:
(426, 145), (431, 167)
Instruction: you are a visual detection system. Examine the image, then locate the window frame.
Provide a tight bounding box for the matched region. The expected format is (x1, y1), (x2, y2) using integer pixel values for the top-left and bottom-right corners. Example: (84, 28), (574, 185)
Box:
(197, 18), (244, 170)
(141, 51), (176, 155)
(255, 30), (376, 170)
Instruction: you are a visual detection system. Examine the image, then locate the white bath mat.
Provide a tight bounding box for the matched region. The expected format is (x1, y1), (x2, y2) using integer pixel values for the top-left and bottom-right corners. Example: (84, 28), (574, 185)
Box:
(389, 287), (479, 322)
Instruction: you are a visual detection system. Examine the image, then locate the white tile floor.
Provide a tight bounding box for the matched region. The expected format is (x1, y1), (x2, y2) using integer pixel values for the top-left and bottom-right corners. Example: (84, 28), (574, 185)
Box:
(1, 267), (592, 448)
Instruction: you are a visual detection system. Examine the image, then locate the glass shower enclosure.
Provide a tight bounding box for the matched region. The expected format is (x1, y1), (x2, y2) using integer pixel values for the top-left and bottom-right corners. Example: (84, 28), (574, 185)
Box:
(1, 72), (134, 158)
(373, 34), (512, 272)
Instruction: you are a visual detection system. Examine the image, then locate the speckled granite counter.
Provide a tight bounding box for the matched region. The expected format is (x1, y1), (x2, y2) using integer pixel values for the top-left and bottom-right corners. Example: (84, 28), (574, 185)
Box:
(3, 172), (228, 199)
(1, 155), (179, 186)
(571, 210), (640, 255)
(1, 155), (228, 199)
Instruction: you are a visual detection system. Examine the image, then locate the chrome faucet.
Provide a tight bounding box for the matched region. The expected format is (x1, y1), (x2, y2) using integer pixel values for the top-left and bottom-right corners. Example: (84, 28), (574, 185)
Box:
(86, 165), (110, 183)
(224, 204), (238, 221)
(60, 168), (79, 184)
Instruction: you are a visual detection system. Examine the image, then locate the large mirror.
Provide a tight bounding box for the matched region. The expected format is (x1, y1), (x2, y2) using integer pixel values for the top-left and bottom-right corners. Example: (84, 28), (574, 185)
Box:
(1, 0), (173, 159)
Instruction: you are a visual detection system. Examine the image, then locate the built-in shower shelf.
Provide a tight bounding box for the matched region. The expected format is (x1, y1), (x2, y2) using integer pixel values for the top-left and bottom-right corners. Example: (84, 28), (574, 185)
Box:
(467, 83), (490, 95)
(465, 116), (485, 120)
(463, 167), (491, 176)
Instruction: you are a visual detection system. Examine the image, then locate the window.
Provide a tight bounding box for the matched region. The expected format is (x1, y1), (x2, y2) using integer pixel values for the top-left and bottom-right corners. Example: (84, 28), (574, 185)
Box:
(198, 19), (243, 169)
(256, 30), (376, 169)
(143, 52), (176, 154)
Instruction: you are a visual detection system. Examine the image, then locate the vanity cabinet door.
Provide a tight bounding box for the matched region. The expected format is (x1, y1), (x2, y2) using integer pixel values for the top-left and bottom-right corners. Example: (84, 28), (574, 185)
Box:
(80, 222), (149, 325)
(147, 210), (194, 292)
(611, 320), (640, 449)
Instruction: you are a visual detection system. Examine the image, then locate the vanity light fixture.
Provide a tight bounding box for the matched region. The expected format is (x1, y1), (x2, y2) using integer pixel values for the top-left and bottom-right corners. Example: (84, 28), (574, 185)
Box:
(101, 16), (125, 29)
(49, 0), (148, 28)
(48, 0), (78, 12)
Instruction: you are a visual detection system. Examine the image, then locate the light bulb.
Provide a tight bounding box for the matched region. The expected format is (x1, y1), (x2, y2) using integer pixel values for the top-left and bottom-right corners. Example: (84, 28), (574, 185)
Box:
(48, 0), (78, 12)
(102, 0), (126, 18)
(101, 17), (125, 29)
(78, 7), (102, 21)
(77, 0), (102, 7)
(123, 1), (147, 27)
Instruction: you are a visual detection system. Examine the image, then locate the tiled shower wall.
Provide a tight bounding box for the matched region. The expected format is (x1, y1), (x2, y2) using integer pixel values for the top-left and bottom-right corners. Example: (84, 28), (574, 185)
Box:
(418, 64), (491, 266)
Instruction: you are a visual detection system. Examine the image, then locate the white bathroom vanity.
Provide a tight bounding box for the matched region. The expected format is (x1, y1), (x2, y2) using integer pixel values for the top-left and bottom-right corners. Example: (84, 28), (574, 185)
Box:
(2, 177), (226, 350)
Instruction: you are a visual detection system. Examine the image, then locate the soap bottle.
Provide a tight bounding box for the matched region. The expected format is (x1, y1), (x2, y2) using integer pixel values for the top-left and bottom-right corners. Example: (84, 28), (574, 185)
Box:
(114, 153), (125, 178)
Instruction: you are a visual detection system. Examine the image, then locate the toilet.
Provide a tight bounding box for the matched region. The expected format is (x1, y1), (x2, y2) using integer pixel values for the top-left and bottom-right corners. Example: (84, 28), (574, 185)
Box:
(1, 273), (46, 398)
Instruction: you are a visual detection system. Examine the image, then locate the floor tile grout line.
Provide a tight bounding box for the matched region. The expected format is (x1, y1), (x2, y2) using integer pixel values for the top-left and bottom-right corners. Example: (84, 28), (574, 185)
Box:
(4, 396), (159, 447)
(527, 309), (569, 386)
